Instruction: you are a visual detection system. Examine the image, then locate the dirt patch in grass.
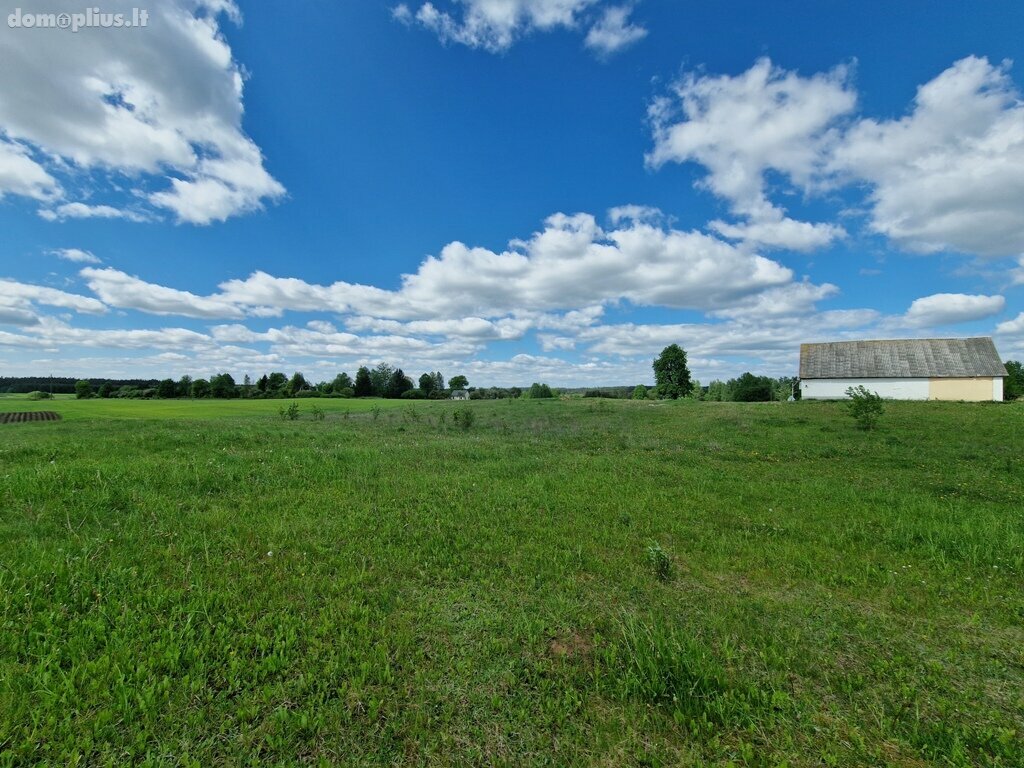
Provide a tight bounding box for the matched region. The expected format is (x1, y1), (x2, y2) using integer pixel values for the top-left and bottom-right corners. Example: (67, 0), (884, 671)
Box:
(0, 411), (61, 424)
(548, 630), (594, 661)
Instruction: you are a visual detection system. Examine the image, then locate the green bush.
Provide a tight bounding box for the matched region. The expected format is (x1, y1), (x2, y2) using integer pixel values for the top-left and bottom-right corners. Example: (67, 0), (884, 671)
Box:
(401, 388), (425, 399)
(453, 405), (475, 430)
(279, 401), (300, 420)
(646, 542), (674, 582)
(845, 385), (884, 429)
(26, 391), (53, 400)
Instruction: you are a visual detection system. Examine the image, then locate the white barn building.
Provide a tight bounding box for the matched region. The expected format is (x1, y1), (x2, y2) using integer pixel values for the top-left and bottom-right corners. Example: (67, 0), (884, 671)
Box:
(800, 337), (1007, 401)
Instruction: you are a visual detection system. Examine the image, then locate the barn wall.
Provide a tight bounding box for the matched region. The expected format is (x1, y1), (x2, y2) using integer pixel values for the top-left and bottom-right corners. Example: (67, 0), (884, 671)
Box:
(800, 378), (930, 400)
(927, 377), (997, 401)
(994, 378), (1003, 401)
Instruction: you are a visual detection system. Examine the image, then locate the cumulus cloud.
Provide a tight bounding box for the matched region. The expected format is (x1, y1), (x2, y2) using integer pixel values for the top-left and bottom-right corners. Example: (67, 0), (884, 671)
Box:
(584, 5), (647, 56)
(168, 212), (801, 321)
(0, 0), (283, 224)
(0, 138), (60, 201)
(996, 312), (1024, 336)
(648, 57), (855, 250)
(0, 279), (107, 315)
(81, 267), (247, 319)
(395, 0), (645, 56)
(648, 55), (1024, 260)
(51, 248), (102, 265)
(902, 293), (1006, 327)
(38, 202), (150, 223)
(832, 56), (1024, 257)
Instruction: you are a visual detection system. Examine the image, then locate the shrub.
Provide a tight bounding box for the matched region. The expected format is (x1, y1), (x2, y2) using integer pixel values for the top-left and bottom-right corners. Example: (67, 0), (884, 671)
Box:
(296, 390), (322, 398)
(401, 388), (425, 399)
(646, 542), (674, 582)
(453, 405), (475, 430)
(845, 385), (884, 429)
(279, 401), (300, 420)
(26, 391), (52, 400)
(632, 385), (647, 400)
(310, 404), (325, 421)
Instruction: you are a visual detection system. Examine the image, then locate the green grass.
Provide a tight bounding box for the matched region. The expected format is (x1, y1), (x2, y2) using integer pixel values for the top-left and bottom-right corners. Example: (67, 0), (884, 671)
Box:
(1, 397), (1022, 766)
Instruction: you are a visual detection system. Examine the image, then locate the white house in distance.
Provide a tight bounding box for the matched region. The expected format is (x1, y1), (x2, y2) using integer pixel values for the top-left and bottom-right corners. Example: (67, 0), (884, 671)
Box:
(450, 389), (469, 401)
(800, 337), (1007, 401)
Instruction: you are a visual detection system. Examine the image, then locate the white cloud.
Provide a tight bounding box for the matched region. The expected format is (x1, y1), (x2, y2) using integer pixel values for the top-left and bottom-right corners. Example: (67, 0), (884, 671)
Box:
(0, 279), (106, 315)
(80, 267), (246, 319)
(902, 293), (1005, 327)
(708, 281), (839, 320)
(403, 0), (593, 51)
(0, 0), (283, 224)
(51, 248), (102, 265)
(0, 138), (60, 201)
(996, 312), (1024, 336)
(396, 0), (644, 56)
(38, 202), (150, 223)
(648, 57), (855, 250)
(210, 212), (801, 320)
(833, 57), (1024, 257)
(709, 216), (844, 251)
(584, 5), (647, 56)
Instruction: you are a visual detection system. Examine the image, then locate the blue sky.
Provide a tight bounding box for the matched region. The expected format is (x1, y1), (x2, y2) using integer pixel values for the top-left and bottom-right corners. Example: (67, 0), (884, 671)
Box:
(1, 0), (1023, 386)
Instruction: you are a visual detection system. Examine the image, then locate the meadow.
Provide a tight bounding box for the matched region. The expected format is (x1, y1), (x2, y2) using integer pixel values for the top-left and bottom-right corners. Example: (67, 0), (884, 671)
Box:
(0, 395), (1021, 766)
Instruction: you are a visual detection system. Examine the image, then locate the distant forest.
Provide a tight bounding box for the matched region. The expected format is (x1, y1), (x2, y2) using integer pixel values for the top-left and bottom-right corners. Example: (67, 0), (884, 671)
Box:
(0, 377), (160, 395)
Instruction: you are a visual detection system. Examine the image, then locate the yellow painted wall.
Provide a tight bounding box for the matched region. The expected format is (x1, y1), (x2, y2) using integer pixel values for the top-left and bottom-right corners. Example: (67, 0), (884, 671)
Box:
(927, 378), (995, 401)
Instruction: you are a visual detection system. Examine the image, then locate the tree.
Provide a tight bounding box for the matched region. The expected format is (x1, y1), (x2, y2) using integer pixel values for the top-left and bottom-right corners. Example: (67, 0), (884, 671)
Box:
(176, 375), (193, 398)
(190, 378), (211, 398)
(210, 372), (238, 398)
(526, 382), (554, 399)
(705, 380), (729, 402)
(730, 372), (774, 402)
(652, 344), (692, 399)
(632, 384), (647, 400)
(266, 372), (288, 394)
(418, 372), (436, 395)
(74, 380), (92, 399)
(432, 371), (445, 391)
(449, 374), (469, 390)
(157, 378), (176, 399)
(354, 367), (374, 397)
(257, 374), (269, 394)
(287, 372), (308, 396)
(331, 372), (353, 393)
(370, 363), (394, 397)
(97, 382), (113, 399)
(1005, 360), (1023, 400)
(386, 368), (413, 398)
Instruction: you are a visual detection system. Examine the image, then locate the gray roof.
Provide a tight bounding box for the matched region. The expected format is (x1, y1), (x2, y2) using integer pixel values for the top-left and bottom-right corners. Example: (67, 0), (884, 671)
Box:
(800, 337), (1007, 379)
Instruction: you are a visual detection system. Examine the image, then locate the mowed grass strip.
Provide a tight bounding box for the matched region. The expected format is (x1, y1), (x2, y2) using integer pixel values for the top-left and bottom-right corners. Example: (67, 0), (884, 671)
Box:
(0, 398), (1022, 766)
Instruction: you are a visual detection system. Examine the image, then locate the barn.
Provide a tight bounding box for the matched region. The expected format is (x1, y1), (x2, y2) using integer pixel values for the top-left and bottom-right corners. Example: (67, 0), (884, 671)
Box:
(800, 337), (1007, 401)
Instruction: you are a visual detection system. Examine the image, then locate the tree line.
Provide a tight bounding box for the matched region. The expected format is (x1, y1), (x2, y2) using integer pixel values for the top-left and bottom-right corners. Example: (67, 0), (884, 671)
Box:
(68, 365), (565, 401)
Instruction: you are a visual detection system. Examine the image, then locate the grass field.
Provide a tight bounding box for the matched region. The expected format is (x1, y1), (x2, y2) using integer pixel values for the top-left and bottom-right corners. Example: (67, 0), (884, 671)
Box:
(1, 396), (1022, 766)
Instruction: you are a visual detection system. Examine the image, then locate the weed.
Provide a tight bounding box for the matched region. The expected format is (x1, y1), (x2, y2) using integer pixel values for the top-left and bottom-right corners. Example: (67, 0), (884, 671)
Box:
(278, 401), (300, 420)
(310, 404), (325, 421)
(646, 541), (674, 582)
